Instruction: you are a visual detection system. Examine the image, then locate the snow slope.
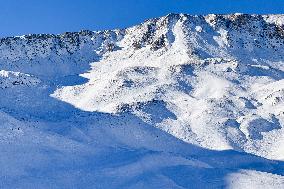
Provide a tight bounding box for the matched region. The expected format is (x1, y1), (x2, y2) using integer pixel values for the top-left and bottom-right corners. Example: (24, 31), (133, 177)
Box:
(0, 13), (284, 188)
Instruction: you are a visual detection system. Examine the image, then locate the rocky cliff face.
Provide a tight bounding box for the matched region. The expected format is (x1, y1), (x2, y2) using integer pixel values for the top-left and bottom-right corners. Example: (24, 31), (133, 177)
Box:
(1, 14), (284, 188)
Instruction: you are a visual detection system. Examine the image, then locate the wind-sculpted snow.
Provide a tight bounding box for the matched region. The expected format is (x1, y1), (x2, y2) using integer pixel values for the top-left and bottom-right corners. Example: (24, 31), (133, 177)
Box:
(0, 14), (284, 188)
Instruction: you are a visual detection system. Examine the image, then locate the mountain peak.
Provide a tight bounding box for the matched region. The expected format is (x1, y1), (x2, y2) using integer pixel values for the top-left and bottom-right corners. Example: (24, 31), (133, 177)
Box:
(0, 13), (283, 77)
(1, 13), (284, 188)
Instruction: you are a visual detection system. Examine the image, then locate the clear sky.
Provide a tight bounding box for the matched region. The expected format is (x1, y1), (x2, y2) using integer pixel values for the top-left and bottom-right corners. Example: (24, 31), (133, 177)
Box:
(1, 0), (284, 37)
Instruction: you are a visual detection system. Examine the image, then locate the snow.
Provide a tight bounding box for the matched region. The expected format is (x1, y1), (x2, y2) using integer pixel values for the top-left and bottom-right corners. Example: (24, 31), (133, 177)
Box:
(195, 26), (202, 32)
(226, 170), (284, 189)
(0, 13), (284, 188)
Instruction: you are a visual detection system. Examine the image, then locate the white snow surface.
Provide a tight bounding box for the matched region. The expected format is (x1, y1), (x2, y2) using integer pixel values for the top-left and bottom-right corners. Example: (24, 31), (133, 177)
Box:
(0, 13), (284, 188)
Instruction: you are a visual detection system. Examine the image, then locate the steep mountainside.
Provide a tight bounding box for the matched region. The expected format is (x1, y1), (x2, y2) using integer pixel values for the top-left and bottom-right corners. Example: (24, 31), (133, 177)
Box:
(0, 14), (284, 188)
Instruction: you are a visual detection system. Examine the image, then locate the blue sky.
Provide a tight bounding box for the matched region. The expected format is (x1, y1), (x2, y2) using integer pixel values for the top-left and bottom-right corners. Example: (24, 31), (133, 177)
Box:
(1, 0), (284, 37)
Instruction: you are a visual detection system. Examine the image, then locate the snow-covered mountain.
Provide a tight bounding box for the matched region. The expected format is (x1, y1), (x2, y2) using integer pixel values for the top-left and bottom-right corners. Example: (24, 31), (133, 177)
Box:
(0, 13), (284, 188)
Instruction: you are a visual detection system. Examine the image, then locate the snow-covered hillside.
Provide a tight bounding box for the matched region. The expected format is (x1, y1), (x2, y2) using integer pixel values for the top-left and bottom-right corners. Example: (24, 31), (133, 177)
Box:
(0, 13), (284, 188)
